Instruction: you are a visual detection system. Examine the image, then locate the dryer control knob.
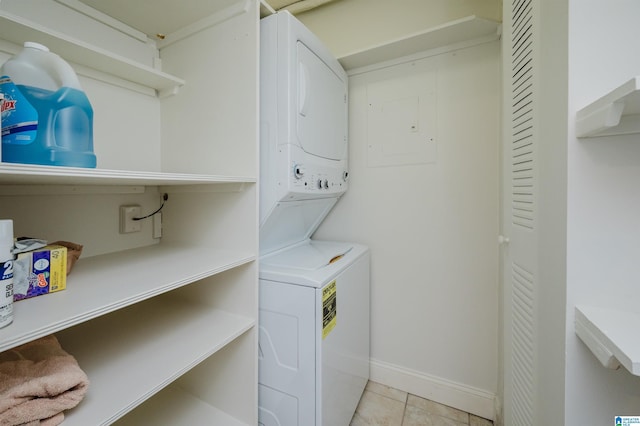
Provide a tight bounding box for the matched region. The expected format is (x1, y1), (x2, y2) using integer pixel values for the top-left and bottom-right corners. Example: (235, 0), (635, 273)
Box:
(317, 179), (323, 189)
(323, 179), (329, 189)
(293, 164), (305, 179)
(343, 171), (349, 182)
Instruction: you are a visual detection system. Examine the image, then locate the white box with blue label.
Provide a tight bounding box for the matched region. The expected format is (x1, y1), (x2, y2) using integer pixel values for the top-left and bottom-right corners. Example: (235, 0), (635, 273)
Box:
(13, 244), (67, 301)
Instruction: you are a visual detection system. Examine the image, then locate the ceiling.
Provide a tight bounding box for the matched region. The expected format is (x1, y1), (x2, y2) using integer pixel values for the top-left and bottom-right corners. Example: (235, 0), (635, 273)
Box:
(76, 0), (339, 40)
(77, 0), (239, 38)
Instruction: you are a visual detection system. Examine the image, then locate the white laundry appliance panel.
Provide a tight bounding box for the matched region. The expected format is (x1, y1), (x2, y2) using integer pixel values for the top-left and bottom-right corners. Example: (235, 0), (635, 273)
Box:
(259, 198), (338, 255)
(258, 241), (370, 426)
(295, 41), (347, 161)
(260, 11), (349, 255)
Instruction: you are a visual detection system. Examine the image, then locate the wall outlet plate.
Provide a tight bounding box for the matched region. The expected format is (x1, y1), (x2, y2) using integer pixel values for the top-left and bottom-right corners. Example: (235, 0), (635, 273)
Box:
(153, 212), (162, 239)
(120, 205), (142, 233)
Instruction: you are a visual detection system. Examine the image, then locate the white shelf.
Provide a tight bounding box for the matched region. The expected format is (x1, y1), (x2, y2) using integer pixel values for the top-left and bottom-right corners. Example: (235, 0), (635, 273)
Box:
(113, 384), (250, 426)
(0, 243), (255, 353)
(576, 76), (640, 137)
(56, 297), (254, 425)
(338, 15), (500, 71)
(575, 306), (640, 375)
(0, 163), (256, 186)
(0, 10), (185, 96)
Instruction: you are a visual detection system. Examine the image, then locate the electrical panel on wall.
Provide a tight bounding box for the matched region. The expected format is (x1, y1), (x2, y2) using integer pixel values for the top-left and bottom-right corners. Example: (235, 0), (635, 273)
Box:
(366, 61), (437, 168)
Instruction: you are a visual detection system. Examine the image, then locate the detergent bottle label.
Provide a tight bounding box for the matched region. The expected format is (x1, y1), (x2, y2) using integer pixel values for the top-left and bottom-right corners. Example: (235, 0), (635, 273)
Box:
(0, 259), (13, 328)
(0, 76), (38, 145)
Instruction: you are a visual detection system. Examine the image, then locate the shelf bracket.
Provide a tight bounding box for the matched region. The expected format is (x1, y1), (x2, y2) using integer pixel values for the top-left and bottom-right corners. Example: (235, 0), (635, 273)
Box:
(575, 308), (621, 370)
(576, 101), (625, 137)
(158, 85), (182, 99)
(574, 306), (640, 376)
(576, 76), (640, 138)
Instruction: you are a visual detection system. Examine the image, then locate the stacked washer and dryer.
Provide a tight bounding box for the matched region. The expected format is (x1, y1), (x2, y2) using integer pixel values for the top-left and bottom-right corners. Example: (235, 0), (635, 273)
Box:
(258, 11), (370, 426)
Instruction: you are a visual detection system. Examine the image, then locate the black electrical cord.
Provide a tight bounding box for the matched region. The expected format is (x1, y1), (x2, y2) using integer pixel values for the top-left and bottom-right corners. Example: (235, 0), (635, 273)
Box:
(133, 193), (168, 221)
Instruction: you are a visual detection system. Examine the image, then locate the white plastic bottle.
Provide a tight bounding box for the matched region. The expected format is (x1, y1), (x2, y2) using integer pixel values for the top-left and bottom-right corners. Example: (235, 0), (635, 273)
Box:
(0, 42), (96, 168)
(0, 219), (14, 329)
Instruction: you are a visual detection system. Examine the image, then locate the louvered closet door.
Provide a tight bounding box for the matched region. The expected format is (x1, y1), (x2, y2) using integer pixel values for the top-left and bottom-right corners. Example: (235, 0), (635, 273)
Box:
(502, 0), (539, 424)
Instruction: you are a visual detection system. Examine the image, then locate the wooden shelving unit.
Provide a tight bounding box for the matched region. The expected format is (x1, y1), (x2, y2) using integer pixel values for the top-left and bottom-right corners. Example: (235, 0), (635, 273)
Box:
(0, 0), (259, 423)
(0, 10), (184, 96)
(0, 243), (255, 352)
(113, 384), (250, 426)
(58, 297), (254, 425)
(0, 163), (255, 186)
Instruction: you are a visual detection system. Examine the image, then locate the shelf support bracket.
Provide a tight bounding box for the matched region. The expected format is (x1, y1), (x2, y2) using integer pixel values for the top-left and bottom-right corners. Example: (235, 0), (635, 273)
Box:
(158, 85), (182, 99)
(576, 102), (624, 137)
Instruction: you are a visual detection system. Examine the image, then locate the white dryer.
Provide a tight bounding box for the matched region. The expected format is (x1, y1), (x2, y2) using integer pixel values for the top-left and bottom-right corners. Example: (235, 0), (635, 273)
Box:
(259, 9), (349, 255)
(258, 10), (370, 426)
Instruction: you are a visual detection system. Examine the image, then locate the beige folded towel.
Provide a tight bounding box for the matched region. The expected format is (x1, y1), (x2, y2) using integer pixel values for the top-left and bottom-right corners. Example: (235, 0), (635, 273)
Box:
(0, 335), (89, 426)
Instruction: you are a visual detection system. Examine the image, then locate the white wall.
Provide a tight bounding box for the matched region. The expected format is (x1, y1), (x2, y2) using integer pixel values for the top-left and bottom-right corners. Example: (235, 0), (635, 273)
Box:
(298, 1), (640, 423)
(297, 0), (502, 419)
(314, 40), (501, 418)
(566, 0), (640, 423)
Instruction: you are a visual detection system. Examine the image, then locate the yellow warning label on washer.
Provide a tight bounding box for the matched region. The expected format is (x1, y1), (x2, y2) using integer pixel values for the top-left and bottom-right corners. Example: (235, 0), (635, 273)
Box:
(322, 280), (337, 339)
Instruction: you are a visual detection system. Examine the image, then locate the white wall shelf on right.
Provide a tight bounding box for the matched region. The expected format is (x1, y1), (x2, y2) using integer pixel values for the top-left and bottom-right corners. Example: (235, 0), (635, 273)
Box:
(575, 306), (640, 375)
(576, 76), (640, 138)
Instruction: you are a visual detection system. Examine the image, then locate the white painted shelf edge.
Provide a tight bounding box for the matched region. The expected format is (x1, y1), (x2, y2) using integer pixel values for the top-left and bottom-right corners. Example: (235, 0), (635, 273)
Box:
(575, 306), (640, 375)
(0, 163), (256, 186)
(113, 383), (250, 426)
(0, 243), (255, 353)
(337, 15), (501, 71)
(56, 297), (254, 425)
(576, 76), (640, 137)
(0, 10), (185, 95)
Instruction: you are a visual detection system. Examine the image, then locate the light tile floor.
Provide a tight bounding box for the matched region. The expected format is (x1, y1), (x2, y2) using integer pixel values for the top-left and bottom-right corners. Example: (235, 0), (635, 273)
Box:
(350, 381), (494, 426)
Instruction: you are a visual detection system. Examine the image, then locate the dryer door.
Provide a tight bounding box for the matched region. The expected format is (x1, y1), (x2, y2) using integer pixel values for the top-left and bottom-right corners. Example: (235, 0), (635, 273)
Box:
(296, 41), (347, 161)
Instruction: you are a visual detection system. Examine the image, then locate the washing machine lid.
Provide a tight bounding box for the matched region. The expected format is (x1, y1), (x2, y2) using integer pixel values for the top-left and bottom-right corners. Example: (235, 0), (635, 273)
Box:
(259, 239), (369, 288)
(265, 240), (352, 271)
(259, 198), (337, 256)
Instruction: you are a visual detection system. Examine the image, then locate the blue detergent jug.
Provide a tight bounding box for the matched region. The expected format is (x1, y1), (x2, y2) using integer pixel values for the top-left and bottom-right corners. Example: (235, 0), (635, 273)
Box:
(0, 42), (96, 168)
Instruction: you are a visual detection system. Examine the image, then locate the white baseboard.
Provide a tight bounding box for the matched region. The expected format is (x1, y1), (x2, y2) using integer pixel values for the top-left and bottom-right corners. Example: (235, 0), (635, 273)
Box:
(369, 358), (497, 421)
